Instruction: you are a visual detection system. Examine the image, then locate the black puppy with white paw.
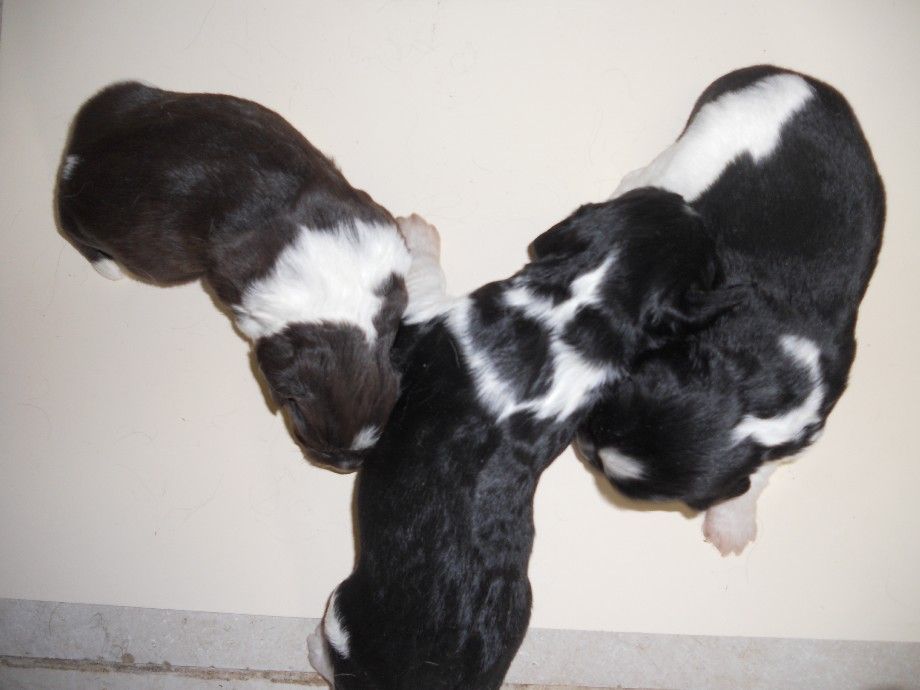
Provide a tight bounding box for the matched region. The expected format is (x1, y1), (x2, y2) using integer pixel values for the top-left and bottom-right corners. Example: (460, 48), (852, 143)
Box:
(57, 82), (410, 468)
(575, 66), (885, 554)
(307, 193), (739, 689)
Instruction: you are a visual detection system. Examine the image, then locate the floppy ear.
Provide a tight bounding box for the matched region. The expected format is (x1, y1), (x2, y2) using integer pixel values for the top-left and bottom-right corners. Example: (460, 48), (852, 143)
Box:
(527, 205), (595, 260)
(643, 282), (751, 338)
(608, 189), (750, 338)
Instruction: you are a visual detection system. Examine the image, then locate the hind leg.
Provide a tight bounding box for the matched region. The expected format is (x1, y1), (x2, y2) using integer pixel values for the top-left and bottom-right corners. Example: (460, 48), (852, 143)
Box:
(307, 622), (334, 687)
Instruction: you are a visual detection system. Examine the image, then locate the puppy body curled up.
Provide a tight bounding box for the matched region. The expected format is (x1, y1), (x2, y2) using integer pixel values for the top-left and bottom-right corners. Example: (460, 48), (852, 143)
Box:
(308, 191), (742, 688)
(57, 82), (410, 468)
(576, 66), (885, 554)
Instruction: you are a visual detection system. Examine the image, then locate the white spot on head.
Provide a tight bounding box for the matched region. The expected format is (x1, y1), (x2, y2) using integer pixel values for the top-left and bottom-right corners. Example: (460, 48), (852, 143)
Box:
(61, 155), (80, 180)
(598, 447), (646, 481)
(613, 73), (815, 201)
(731, 334), (825, 447)
(350, 425), (380, 451)
(92, 257), (123, 281)
(323, 590), (350, 659)
(235, 220), (411, 342)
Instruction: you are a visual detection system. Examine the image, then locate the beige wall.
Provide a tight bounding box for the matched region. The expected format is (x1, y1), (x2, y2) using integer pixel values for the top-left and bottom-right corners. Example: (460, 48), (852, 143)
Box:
(1, 0), (918, 643)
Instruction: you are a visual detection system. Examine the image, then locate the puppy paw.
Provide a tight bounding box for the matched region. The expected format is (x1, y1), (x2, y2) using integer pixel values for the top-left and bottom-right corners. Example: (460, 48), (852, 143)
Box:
(92, 257), (124, 280)
(307, 625), (334, 686)
(397, 213), (440, 259)
(703, 503), (757, 556)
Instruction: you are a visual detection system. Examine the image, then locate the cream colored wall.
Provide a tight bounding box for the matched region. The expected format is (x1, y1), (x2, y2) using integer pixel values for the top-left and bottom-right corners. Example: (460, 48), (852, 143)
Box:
(1, 0), (918, 643)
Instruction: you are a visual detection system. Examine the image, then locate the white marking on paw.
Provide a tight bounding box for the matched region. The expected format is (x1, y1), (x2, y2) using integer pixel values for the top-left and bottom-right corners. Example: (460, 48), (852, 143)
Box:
(235, 220), (411, 342)
(613, 73), (814, 202)
(61, 155), (80, 180)
(731, 334), (824, 447)
(350, 425), (380, 451)
(323, 590), (350, 659)
(307, 621), (334, 685)
(399, 214), (455, 324)
(703, 463), (777, 556)
(598, 447), (646, 480)
(92, 258), (123, 281)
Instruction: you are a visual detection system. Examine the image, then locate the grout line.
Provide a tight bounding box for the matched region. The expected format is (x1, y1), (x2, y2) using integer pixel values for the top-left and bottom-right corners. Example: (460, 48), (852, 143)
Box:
(0, 655), (635, 690)
(1, 655), (321, 684)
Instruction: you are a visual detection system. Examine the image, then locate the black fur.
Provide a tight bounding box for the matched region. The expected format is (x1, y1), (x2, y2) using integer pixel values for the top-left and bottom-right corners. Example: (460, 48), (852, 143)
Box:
(321, 189), (726, 688)
(575, 66), (885, 510)
(56, 82), (408, 468)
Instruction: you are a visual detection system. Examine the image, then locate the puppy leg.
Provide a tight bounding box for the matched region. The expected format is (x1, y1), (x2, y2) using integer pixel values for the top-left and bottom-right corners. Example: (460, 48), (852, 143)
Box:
(67, 239), (124, 280)
(610, 144), (678, 199)
(396, 214), (450, 322)
(307, 621), (334, 687)
(703, 462), (777, 556)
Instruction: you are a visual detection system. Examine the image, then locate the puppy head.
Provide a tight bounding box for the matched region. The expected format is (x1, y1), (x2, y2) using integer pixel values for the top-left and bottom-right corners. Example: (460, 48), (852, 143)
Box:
(528, 188), (748, 360)
(255, 277), (407, 470)
(576, 334), (827, 510)
(574, 347), (756, 509)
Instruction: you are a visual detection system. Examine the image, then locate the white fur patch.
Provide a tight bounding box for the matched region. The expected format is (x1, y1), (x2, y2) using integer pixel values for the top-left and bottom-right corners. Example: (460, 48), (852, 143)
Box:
(703, 462), (778, 556)
(503, 255), (616, 328)
(61, 154), (80, 180)
(398, 214), (457, 325)
(731, 334), (825, 447)
(307, 621), (334, 684)
(613, 74), (815, 202)
(92, 257), (124, 281)
(235, 220), (411, 342)
(350, 425), (380, 451)
(448, 257), (618, 422)
(598, 446), (646, 481)
(323, 590), (350, 659)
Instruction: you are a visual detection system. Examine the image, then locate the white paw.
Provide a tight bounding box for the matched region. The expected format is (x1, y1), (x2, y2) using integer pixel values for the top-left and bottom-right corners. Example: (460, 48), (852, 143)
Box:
(92, 257), (124, 281)
(703, 503), (757, 556)
(610, 166), (648, 199)
(307, 624), (334, 686)
(396, 213), (440, 259)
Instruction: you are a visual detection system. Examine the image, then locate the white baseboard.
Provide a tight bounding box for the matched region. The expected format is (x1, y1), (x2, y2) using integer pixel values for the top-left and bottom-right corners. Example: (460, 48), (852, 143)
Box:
(1, 598), (917, 689)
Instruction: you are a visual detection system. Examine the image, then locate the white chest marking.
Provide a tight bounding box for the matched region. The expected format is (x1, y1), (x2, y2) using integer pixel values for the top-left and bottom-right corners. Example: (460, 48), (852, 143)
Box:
(613, 74), (815, 202)
(731, 334), (825, 447)
(235, 220), (410, 342)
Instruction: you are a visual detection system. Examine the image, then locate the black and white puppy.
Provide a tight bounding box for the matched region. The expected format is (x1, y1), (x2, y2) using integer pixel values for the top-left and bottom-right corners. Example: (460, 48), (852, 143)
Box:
(307, 192), (739, 689)
(574, 65), (886, 554)
(56, 82), (410, 468)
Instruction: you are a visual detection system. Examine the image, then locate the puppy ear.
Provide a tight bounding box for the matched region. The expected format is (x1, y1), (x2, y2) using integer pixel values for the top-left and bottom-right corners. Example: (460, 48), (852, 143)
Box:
(528, 206), (594, 260)
(643, 282), (750, 338)
(609, 188), (748, 339)
(254, 331), (301, 397)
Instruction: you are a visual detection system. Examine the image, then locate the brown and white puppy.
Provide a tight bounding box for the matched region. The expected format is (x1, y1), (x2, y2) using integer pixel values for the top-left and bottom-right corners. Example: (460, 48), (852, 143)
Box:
(56, 81), (410, 468)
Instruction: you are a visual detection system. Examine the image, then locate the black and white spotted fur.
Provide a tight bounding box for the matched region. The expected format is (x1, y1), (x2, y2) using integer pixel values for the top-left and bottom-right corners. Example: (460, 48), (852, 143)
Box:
(574, 66), (885, 554)
(56, 82), (410, 468)
(307, 192), (743, 689)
